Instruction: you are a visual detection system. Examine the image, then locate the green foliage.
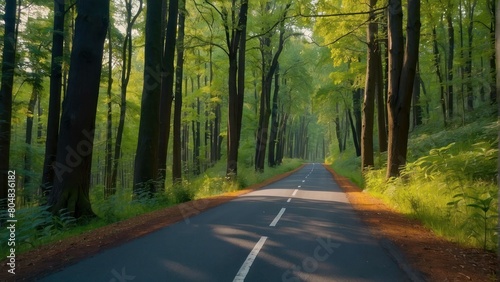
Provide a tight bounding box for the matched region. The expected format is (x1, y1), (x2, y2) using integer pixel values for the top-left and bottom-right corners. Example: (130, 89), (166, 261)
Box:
(328, 148), (363, 187)
(0, 206), (77, 257)
(363, 119), (498, 251)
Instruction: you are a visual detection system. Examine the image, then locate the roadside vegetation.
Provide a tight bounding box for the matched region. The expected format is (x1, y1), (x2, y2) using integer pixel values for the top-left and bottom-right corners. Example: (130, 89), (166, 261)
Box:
(0, 159), (302, 257)
(330, 106), (498, 251)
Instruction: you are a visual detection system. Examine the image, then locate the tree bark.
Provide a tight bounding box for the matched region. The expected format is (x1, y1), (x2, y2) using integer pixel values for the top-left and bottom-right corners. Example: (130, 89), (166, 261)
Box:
(361, 0), (378, 168)
(255, 3), (289, 172)
(268, 63), (280, 167)
(111, 0), (143, 190)
(375, 41), (388, 153)
(226, 0), (248, 178)
(446, 12), (454, 118)
(41, 0), (65, 199)
(465, 0), (478, 111)
(0, 0), (16, 206)
(412, 63), (422, 127)
(432, 27), (447, 127)
(276, 113), (288, 165)
(104, 16), (114, 198)
(335, 103), (343, 153)
(386, 0), (421, 178)
(24, 83), (40, 191)
(157, 0), (179, 187)
(489, 0), (496, 105)
(48, 0), (109, 217)
(37, 96), (43, 143)
(348, 109), (361, 157)
(173, 0), (186, 184)
(133, 0), (163, 195)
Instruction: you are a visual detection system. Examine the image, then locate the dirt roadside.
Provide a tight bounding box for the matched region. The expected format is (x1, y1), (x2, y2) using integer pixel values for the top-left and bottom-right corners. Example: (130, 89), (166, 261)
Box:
(324, 165), (497, 281)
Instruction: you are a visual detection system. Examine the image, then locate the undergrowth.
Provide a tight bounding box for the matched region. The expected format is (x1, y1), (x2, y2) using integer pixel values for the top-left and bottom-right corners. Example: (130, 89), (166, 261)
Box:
(0, 158), (302, 257)
(332, 114), (499, 251)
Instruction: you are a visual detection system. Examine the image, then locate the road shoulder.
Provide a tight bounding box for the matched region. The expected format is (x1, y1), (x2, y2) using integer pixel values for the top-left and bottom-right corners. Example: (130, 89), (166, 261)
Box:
(323, 164), (497, 281)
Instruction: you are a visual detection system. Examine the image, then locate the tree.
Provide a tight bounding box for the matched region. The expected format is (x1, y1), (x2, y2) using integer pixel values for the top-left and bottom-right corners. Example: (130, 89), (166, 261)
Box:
(386, 0), (421, 178)
(431, 26), (447, 127)
(48, 0), (109, 217)
(157, 0), (179, 187)
(173, 0), (186, 183)
(41, 0), (65, 200)
(202, 0), (248, 177)
(465, 0), (478, 111)
(267, 63), (280, 167)
(134, 0), (164, 195)
(255, 3), (290, 172)
(361, 0), (378, 169)
(446, 4), (454, 118)
(104, 8), (114, 197)
(0, 0), (17, 207)
(110, 0), (143, 191)
(488, 0), (496, 105)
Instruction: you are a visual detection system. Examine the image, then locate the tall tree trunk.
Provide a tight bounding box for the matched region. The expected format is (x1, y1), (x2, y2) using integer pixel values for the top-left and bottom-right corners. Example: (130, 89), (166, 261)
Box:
(348, 109), (361, 157)
(255, 3), (289, 172)
(494, 0), (500, 270)
(226, 0), (248, 178)
(412, 63), (423, 127)
(0, 0), (17, 206)
(276, 113), (288, 165)
(173, 0), (186, 184)
(24, 83), (40, 191)
(48, 0), (109, 217)
(134, 0), (163, 195)
(353, 89), (362, 145)
(386, 0), (421, 178)
(335, 103), (343, 153)
(157, 0), (179, 187)
(41, 0), (65, 199)
(447, 12), (454, 118)
(361, 0), (378, 168)
(37, 98), (43, 143)
(254, 30), (271, 172)
(458, 0), (466, 125)
(193, 75), (201, 175)
(62, 5), (76, 100)
(268, 63), (280, 167)
(432, 27), (447, 127)
(465, 0), (478, 110)
(111, 0), (143, 190)
(489, 0), (497, 105)
(375, 41), (388, 152)
(104, 16), (114, 198)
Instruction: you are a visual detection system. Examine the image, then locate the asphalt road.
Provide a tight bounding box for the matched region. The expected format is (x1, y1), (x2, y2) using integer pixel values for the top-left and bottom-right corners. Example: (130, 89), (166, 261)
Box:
(39, 163), (410, 282)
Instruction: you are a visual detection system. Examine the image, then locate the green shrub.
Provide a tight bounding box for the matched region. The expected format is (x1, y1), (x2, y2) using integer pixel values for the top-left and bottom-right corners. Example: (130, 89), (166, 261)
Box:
(363, 123), (499, 251)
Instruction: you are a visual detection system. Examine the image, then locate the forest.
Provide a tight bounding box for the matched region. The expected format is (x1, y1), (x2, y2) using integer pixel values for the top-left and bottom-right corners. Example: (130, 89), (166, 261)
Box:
(0, 0), (498, 258)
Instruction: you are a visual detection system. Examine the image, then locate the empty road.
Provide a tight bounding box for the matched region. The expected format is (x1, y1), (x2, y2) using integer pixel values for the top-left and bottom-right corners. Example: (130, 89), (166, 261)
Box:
(40, 163), (409, 281)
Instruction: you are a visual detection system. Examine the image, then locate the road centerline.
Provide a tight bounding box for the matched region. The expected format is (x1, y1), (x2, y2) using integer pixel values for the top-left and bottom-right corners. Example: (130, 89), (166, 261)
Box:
(292, 189), (298, 196)
(270, 208), (286, 227)
(233, 236), (268, 282)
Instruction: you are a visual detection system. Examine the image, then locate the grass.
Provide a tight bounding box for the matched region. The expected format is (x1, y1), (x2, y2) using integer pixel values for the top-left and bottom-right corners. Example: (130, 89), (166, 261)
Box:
(326, 148), (364, 188)
(331, 108), (499, 251)
(0, 158), (303, 257)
